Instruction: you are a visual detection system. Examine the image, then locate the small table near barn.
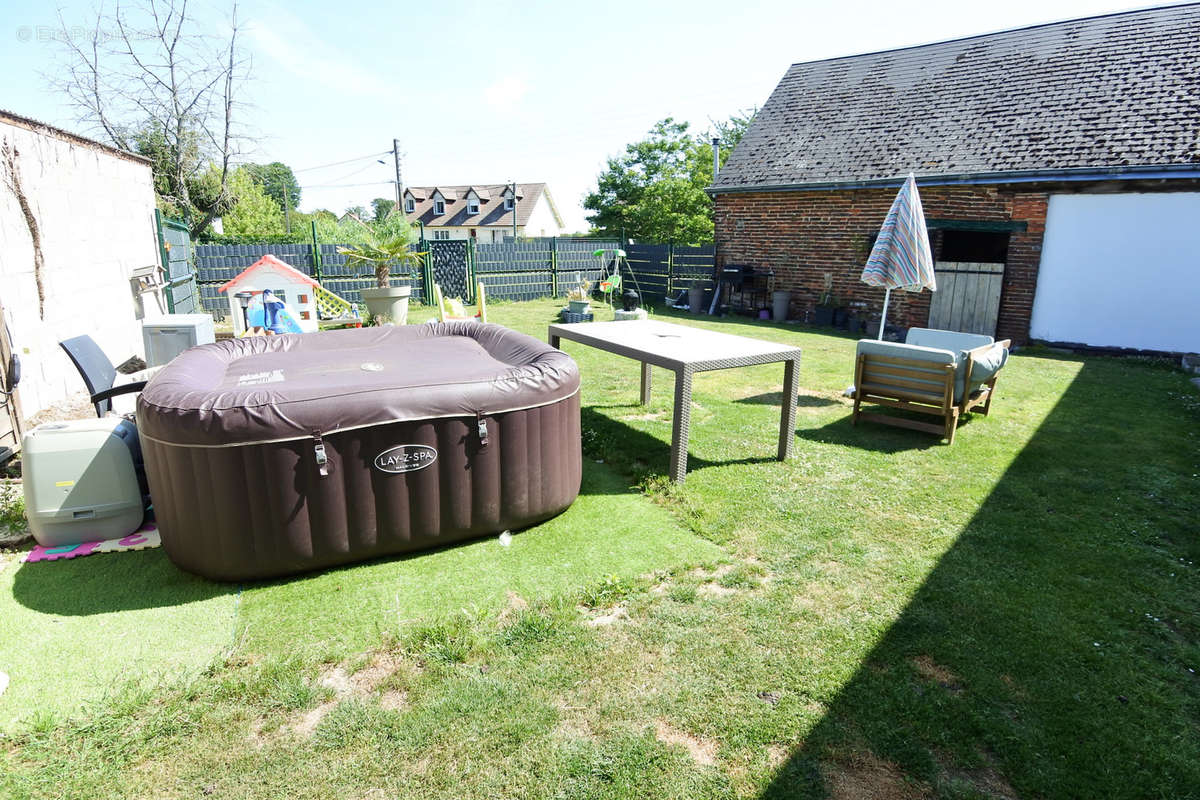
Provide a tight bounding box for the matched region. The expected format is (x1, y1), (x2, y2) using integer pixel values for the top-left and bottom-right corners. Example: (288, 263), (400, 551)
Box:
(548, 320), (801, 483)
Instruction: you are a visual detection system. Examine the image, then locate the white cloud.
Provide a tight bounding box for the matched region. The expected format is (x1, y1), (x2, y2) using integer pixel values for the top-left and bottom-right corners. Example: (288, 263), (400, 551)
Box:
(484, 75), (529, 109)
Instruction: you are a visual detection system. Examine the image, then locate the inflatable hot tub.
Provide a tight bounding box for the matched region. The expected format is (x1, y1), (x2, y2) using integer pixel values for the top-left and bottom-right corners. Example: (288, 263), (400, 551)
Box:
(137, 322), (581, 581)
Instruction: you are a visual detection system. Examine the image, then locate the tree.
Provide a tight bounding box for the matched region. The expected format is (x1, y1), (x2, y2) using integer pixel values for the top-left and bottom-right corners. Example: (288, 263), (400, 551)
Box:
(343, 205), (369, 221)
(371, 198), (396, 221)
(244, 162), (300, 211)
(314, 210), (403, 247)
(52, 0), (250, 238)
(584, 112), (755, 244)
(221, 167), (285, 237)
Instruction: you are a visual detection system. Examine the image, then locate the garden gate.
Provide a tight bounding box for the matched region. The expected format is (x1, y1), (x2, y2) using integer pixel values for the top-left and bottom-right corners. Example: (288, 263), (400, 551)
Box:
(427, 239), (473, 302)
(927, 262), (1004, 337)
(155, 210), (198, 313)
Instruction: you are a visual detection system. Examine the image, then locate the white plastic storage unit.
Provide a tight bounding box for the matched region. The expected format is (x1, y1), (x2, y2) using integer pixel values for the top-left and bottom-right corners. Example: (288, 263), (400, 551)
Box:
(22, 418), (145, 546)
(141, 314), (216, 367)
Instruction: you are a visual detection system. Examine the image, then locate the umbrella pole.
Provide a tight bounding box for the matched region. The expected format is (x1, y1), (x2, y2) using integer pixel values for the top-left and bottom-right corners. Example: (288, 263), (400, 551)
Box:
(878, 287), (891, 340)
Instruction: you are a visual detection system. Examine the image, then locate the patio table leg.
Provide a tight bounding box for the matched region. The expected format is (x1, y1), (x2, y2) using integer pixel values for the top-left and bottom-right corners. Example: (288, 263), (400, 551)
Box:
(778, 357), (799, 460)
(549, 333), (560, 349)
(669, 367), (694, 483)
(640, 362), (652, 405)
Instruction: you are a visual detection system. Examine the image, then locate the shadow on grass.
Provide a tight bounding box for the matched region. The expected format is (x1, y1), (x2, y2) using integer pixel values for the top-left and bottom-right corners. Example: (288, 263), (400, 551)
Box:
(795, 412), (950, 454)
(581, 406), (780, 477)
(738, 391), (837, 408)
(10, 457), (640, 616)
(761, 361), (1200, 798)
(11, 547), (234, 615)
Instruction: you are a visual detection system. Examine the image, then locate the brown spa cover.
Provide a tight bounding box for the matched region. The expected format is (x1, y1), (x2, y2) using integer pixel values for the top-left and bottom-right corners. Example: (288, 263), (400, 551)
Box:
(137, 322), (581, 581)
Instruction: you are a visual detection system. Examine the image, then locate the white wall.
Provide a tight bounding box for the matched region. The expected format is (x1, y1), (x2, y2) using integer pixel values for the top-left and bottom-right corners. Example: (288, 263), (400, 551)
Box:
(0, 117), (156, 417)
(1031, 192), (1200, 353)
(427, 227), (472, 240)
(524, 194), (564, 238)
(427, 226), (533, 242)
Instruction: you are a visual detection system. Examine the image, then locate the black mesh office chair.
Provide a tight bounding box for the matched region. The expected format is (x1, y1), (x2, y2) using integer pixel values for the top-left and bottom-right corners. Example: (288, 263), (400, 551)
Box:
(59, 335), (148, 417)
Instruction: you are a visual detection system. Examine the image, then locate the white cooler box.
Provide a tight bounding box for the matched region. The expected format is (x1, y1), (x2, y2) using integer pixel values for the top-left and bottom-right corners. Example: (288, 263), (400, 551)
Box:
(22, 418), (145, 547)
(142, 314), (215, 368)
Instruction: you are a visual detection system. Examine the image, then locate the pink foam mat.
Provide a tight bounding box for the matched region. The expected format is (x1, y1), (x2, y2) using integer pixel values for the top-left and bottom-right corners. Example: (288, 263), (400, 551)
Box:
(24, 523), (161, 563)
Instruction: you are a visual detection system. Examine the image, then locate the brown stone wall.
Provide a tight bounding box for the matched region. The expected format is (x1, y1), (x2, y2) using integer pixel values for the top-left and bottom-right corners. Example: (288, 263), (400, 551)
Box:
(713, 185), (1048, 343)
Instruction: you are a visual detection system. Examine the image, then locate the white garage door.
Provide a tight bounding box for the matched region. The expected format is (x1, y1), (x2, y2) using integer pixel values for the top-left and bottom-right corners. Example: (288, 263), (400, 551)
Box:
(1031, 193), (1200, 352)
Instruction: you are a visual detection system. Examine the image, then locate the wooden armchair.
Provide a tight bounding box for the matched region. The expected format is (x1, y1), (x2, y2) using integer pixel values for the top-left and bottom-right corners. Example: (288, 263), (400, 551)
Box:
(850, 328), (1011, 444)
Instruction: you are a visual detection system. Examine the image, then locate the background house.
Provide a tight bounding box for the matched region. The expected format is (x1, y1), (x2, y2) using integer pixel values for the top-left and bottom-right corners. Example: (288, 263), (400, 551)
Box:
(0, 109), (156, 424)
(403, 183), (565, 242)
(711, 4), (1199, 353)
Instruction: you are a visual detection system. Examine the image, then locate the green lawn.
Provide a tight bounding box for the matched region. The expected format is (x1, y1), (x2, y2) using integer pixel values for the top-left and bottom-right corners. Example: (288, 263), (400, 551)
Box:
(2, 299), (1197, 799)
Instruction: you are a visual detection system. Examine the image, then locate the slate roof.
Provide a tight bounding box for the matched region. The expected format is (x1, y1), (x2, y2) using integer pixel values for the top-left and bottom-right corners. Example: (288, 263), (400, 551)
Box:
(713, 4), (1200, 192)
(404, 183), (562, 229)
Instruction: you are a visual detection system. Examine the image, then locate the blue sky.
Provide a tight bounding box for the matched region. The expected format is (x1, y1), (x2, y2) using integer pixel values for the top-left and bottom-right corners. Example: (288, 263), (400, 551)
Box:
(0, 0), (1170, 231)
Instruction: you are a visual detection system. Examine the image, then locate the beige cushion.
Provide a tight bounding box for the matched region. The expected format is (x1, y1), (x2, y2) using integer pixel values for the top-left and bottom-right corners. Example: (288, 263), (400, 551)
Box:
(905, 327), (993, 351)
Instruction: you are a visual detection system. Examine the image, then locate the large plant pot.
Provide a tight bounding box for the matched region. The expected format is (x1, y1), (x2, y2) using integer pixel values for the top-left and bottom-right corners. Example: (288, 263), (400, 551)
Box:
(688, 285), (707, 314)
(814, 306), (834, 326)
(568, 299), (591, 315)
(772, 290), (791, 322)
(361, 285), (411, 324)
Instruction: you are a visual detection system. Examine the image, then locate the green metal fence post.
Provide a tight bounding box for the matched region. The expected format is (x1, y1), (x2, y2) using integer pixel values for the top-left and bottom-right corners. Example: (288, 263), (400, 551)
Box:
(310, 221), (323, 283)
(467, 238), (477, 304)
(550, 237), (558, 297)
(667, 241), (674, 297)
(420, 235), (432, 304)
(154, 209), (176, 313)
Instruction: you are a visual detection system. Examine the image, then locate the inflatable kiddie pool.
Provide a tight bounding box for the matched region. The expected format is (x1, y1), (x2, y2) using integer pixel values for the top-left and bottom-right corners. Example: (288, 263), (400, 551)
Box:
(137, 322), (581, 581)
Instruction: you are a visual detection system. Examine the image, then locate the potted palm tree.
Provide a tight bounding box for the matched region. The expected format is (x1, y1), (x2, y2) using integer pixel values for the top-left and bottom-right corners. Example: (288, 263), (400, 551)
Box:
(338, 219), (423, 324)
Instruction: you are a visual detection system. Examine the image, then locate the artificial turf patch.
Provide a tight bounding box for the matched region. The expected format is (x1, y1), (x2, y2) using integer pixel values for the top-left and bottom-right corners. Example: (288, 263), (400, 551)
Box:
(0, 459), (721, 729)
(238, 460), (724, 657)
(0, 546), (238, 729)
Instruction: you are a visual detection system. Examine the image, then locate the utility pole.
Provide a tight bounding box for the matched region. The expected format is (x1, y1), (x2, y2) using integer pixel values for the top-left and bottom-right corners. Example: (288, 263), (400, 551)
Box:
(712, 137), (720, 182)
(393, 139), (403, 210)
(283, 184), (291, 233)
(511, 180), (518, 242)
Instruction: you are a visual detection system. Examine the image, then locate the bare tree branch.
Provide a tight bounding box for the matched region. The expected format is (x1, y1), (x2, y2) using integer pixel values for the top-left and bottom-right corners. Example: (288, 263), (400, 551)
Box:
(1, 141), (48, 319)
(49, 0), (250, 237)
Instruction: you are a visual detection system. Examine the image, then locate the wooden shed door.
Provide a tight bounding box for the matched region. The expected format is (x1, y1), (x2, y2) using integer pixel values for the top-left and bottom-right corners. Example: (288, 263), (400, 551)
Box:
(928, 262), (1004, 336)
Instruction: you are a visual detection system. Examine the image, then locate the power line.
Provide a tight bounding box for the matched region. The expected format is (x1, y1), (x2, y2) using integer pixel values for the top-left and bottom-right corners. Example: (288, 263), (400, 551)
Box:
(299, 179), (396, 189)
(294, 151), (391, 173)
(320, 161), (385, 186)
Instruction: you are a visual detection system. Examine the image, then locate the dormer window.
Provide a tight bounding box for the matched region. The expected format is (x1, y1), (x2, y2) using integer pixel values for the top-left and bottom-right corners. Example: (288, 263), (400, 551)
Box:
(404, 196), (415, 213)
(464, 187), (486, 215)
(434, 198), (445, 215)
(504, 196), (514, 211)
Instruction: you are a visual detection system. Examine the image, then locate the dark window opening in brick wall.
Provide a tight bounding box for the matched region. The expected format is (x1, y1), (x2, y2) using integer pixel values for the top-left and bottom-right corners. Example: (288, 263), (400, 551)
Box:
(940, 230), (1010, 263)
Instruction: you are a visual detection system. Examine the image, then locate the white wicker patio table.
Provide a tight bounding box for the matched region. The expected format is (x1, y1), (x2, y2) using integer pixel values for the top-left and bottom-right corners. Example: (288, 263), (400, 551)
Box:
(548, 319), (801, 482)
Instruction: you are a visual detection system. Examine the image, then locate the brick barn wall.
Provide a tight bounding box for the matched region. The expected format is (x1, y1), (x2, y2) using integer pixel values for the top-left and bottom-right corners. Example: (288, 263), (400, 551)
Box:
(713, 186), (1048, 343)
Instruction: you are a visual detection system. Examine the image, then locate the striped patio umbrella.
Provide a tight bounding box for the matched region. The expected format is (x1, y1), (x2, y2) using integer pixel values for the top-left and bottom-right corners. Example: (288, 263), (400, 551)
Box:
(861, 173), (936, 339)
